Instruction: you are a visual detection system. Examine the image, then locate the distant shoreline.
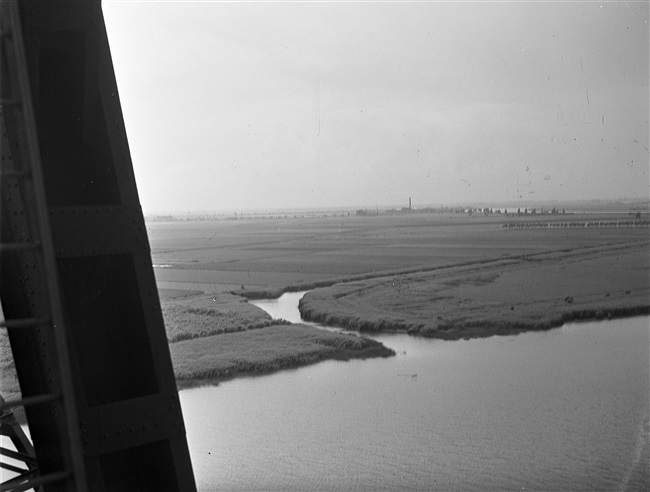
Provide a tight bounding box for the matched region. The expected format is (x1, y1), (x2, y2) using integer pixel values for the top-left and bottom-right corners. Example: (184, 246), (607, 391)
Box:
(145, 198), (650, 221)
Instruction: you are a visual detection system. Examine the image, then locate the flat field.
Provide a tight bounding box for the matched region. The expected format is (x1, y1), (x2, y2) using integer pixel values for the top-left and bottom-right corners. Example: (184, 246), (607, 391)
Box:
(148, 213), (649, 297)
(150, 212), (648, 340)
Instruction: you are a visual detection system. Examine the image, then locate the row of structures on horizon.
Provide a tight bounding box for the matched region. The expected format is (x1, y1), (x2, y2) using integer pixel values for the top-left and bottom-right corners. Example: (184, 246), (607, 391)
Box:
(355, 206), (567, 217)
(356, 197), (568, 217)
(145, 198), (649, 222)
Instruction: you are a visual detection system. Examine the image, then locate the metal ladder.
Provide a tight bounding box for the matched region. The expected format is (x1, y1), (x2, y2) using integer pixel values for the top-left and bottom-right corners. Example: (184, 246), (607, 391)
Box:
(0, 395), (39, 491)
(0, 2), (86, 490)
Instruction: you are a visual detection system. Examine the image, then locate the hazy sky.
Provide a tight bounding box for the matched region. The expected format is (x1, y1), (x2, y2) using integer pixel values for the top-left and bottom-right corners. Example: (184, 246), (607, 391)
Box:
(103, 1), (648, 213)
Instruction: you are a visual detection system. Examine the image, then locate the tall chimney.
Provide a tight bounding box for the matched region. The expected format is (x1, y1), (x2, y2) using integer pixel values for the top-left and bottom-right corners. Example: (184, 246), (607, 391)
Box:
(409, 197), (412, 210)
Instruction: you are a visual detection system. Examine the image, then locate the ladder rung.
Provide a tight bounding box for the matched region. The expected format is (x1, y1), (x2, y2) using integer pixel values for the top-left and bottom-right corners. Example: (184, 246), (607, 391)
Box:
(5, 470), (69, 492)
(0, 469), (40, 491)
(0, 242), (40, 253)
(0, 393), (61, 411)
(0, 461), (29, 474)
(0, 447), (37, 465)
(0, 169), (30, 178)
(0, 317), (50, 329)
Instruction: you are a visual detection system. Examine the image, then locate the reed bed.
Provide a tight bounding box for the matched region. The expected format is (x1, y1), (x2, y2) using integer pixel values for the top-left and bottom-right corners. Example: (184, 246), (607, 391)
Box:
(162, 292), (290, 342)
(170, 324), (394, 387)
(299, 242), (650, 340)
(162, 292), (394, 387)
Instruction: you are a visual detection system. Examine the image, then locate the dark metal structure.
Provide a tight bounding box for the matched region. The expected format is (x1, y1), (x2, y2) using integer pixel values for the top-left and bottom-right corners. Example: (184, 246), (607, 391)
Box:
(0, 1), (196, 490)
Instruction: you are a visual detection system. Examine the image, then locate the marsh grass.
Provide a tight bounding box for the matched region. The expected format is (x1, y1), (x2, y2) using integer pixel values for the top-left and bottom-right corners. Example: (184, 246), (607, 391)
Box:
(236, 241), (647, 300)
(162, 292), (394, 386)
(299, 242), (650, 339)
(170, 324), (394, 387)
(162, 292), (291, 342)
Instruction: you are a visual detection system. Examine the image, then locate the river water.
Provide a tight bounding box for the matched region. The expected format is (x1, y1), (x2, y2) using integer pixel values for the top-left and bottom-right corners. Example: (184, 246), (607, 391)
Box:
(180, 292), (649, 491)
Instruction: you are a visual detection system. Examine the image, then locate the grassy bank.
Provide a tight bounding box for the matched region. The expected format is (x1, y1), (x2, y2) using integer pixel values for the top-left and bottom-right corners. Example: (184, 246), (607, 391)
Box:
(170, 324), (394, 389)
(164, 293), (394, 387)
(299, 241), (650, 340)
(163, 292), (291, 342)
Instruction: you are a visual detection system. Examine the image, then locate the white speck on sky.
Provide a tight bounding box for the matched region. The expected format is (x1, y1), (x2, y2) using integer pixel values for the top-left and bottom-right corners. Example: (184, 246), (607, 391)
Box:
(102, 0), (649, 214)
